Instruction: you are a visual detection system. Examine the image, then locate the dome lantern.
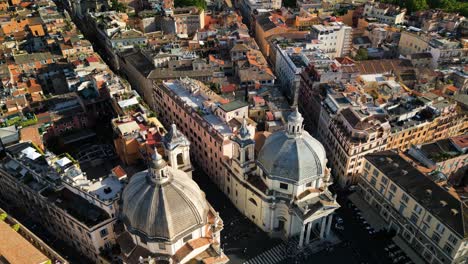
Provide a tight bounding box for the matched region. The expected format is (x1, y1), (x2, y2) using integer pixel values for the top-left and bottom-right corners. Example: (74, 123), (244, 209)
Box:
(287, 108), (304, 136)
(148, 149), (169, 184)
(238, 118), (250, 141)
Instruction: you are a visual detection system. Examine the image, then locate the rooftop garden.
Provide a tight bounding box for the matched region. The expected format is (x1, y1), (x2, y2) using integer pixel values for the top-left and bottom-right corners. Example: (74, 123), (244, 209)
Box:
(1, 113), (37, 128)
(431, 152), (457, 162)
(175, 0), (207, 10)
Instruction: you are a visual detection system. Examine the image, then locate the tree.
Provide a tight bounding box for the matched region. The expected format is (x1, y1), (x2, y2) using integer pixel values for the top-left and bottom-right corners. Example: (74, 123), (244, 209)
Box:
(355, 48), (368, 61)
(174, 0), (207, 10)
(12, 224), (20, 232)
(110, 0), (127, 13)
(406, 0), (429, 12)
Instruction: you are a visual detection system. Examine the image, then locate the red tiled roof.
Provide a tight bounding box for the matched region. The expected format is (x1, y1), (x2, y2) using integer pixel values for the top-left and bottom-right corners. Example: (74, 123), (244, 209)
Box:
(221, 84), (236, 93)
(112, 166), (127, 179)
(451, 135), (468, 149)
(266, 111), (274, 121)
(87, 56), (99, 63)
(446, 85), (458, 92)
(253, 96), (265, 104)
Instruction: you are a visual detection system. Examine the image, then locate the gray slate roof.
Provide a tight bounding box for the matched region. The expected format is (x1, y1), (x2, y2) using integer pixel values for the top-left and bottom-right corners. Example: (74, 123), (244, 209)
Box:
(257, 130), (326, 184)
(121, 164), (209, 241)
(366, 151), (468, 238)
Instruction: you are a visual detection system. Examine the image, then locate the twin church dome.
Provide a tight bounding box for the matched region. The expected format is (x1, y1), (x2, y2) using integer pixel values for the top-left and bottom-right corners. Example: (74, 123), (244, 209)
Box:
(257, 109), (327, 184)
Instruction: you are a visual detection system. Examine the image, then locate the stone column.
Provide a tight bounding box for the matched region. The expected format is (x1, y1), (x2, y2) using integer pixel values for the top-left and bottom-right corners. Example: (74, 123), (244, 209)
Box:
(326, 214), (333, 238)
(269, 208), (275, 231)
(298, 224), (305, 248)
(305, 222), (312, 245)
(319, 217), (326, 239)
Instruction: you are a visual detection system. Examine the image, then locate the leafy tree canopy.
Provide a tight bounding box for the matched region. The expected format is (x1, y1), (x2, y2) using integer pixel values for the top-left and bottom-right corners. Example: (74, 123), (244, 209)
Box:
(174, 0), (207, 10)
(355, 48), (369, 61)
(381, 0), (468, 16)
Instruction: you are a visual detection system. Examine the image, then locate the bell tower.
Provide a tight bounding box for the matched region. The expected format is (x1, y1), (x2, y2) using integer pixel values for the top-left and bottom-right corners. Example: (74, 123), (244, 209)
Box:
(162, 124), (192, 177)
(232, 119), (255, 174)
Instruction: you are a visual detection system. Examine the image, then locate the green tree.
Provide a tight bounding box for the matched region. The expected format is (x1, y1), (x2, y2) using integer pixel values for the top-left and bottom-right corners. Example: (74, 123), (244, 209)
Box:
(110, 0), (127, 12)
(174, 0), (207, 10)
(0, 213), (7, 221)
(355, 48), (368, 61)
(12, 224), (20, 232)
(406, 0), (429, 12)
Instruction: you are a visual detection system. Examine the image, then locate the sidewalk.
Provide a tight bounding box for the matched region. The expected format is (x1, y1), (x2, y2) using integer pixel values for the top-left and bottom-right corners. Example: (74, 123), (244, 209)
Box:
(348, 192), (386, 230)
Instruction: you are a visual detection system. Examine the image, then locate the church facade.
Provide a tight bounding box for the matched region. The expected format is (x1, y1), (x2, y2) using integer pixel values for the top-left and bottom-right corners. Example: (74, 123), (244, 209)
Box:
(118, 124), (228, 264)
(222, 110), (340, 247)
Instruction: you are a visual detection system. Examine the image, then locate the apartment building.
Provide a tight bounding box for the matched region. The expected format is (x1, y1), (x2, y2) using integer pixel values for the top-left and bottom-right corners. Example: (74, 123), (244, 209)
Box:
(428, 38), (468, 68)
(407, 135), (468, 180)
(112, 111), (165, 166)
(152, 78), (252, 189)
(399, 30), (467, 67)
(358, 151), (468, 264)
(398, 30), (431, 56)
(363, 2), (406, 25)
(274, 41), (338, 105)
(170, 7), (205, 36)
(0, 142), (123, 263)
(0, 208), (67, 264)
(239, 0), (282, 25)
(314, 90), (466, 186)
(310, 23), (352, 58)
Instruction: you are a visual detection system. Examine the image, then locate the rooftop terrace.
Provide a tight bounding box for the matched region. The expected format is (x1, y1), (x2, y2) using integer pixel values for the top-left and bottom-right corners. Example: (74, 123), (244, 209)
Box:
(163, 79), (233, 137)
(41, 187), (110, 227)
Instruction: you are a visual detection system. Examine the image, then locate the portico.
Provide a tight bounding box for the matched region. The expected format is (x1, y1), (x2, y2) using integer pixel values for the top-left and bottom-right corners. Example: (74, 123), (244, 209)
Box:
(298, 213), (334, 248)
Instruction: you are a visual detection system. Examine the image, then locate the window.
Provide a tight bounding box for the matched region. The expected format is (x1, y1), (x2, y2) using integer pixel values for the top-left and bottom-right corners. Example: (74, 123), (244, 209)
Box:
(432, 233), (441, 243)
(159, 243), (166, 250)
(379, 185), (385, 194)
(414, 204), (422, 214)
(381, 177), (388, 185)
(447, 234), (458, 245)
(370, 177), (377, 186)
(389, 184), (397, 193)
(183, 234), (192, 243)
(100, 228), (108, 238)
(398, 203), (406, 214)
(436, 223), (445, 234)
(373, 169), (379, 177)
(388, 192), (394, 201)
(425, 215), (432, 223)
(364, 162), (371, 170)
(249, 198), (257, 206)
(421, 224), (429, 233)
(279, 183), (288, 190)
(401, 194), (409, 203)
(443, 245), (453, 255)
(409, 213), (419, 224)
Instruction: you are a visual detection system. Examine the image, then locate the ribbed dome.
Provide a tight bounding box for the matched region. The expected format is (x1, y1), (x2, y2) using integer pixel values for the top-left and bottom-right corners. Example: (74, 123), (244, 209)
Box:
(121, 158), (209, 242)
(257, 110), (326, 184)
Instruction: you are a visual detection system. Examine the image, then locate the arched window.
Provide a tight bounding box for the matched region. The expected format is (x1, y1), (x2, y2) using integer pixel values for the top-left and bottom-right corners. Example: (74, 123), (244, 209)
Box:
(176, 153), (183, 165)
(249, 198), (257, 206)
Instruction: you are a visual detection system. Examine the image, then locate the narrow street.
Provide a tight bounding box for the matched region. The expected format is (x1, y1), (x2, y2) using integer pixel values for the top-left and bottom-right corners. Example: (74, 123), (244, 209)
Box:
(192, 168), (283, 264)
